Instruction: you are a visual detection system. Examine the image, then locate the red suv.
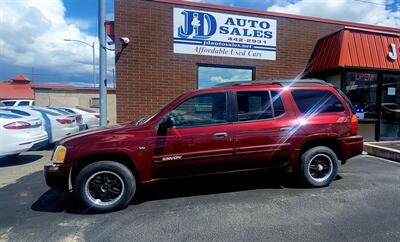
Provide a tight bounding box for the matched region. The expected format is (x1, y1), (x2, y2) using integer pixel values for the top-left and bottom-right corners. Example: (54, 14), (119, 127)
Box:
(45, 80), (363, 212)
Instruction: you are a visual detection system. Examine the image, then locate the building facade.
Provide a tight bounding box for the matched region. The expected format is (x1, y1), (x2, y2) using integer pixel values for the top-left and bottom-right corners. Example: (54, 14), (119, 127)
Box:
(115, 0), (400, 140)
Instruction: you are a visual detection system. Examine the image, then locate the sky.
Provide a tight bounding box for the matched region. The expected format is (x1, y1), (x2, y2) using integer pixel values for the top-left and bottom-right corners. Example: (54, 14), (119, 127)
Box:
(0, 0), (399, 87)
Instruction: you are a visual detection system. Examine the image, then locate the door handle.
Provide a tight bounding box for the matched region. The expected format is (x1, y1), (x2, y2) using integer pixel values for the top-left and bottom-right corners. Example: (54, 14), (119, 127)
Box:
(280, 126), (293, 132)
(214, 132), (228, 138)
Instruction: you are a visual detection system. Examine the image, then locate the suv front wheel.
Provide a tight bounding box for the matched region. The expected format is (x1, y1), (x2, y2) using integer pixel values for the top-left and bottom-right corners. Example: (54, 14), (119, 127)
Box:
(74, 161), (136, 212)
(299, 146), (338, 187)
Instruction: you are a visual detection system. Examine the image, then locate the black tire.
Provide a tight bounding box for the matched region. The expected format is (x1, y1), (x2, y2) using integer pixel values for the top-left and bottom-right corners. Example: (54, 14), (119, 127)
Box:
(299, 146), (338, 188)
(74, 161), (136, 212)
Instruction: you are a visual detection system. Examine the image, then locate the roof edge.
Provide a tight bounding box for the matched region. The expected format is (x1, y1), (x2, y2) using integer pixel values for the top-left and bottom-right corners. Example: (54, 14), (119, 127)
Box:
(152, 0), (400, 33)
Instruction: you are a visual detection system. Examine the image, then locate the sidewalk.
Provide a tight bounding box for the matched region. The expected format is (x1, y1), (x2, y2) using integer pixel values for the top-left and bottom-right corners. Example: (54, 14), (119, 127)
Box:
(364, 141), (400, 162)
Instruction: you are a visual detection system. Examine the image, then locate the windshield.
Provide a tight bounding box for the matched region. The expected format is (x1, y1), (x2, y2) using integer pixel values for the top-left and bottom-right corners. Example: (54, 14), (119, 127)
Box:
(133, 94), (185, 125)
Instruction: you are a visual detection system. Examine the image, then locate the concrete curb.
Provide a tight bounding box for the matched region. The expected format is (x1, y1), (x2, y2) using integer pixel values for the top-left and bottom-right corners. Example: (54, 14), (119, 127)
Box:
(363, 142), (400, 162)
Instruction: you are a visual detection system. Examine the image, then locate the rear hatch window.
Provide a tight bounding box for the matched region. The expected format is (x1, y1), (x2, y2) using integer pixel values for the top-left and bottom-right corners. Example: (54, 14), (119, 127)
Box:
(291, 89), (345, 114)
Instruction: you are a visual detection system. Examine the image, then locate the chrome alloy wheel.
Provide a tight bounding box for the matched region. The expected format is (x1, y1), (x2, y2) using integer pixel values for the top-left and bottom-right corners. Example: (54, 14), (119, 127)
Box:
(84, 171), (125, 206)
(307, 154), (334, 183)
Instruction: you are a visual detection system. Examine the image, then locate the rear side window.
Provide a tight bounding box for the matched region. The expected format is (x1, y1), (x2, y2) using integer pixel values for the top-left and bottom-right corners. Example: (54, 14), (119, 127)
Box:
(2, 101), (16, 106)
(291, 90), (345, 114)
(18, 101), (30, 106)
(61, 108), (77, 114)
(0, 113), (21, 119)
(32, 108), (61, 116)
(237, 90), (285, 121)
(48, 108), (70, 115)
(7, 109), (30, 116)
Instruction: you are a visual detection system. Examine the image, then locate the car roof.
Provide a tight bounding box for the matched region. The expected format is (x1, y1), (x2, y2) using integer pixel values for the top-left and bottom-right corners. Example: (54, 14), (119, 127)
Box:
(191, 79), (335, 94)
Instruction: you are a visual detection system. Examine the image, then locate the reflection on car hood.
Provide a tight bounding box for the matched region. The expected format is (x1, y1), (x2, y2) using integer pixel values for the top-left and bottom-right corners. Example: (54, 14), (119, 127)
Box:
(59, 124), (125, 145)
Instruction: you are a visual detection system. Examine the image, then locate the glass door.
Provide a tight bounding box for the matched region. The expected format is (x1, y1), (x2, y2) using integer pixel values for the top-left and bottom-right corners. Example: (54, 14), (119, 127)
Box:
(380, 74), (400, 140)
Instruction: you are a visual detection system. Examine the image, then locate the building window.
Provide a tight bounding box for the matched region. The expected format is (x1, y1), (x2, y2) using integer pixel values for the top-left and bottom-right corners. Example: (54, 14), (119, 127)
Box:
(197, 65), (254, 89)
(344, 72), (377, 120)
(90, 97), (100, 108)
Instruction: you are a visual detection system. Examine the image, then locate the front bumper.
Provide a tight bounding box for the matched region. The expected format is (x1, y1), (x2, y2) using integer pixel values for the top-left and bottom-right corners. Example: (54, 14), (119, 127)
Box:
(44, 162), (72, 191)
(339, 135), (364, 164)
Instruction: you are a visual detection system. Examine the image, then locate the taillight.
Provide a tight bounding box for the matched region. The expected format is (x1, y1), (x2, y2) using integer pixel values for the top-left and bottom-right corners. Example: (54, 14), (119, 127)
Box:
(56, 118), (73, 124)
(351, 114), (358, 135)
(94, 114), (100, 119)
(3, 121), (31, 129)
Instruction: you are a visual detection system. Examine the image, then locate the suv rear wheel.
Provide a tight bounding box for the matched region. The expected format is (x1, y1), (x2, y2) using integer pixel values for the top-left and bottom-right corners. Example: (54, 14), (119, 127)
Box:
(299, 146), (338, 187)
(74, 161), (136, 212)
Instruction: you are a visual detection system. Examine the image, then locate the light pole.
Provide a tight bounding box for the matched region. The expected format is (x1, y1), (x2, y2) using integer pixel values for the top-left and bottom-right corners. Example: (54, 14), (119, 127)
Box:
(98, 0), (107, 127)
(64, 39), (96, 88)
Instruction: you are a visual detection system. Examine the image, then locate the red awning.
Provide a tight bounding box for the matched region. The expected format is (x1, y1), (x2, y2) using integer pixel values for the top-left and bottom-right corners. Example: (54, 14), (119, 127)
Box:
(307, 27), (400, 73)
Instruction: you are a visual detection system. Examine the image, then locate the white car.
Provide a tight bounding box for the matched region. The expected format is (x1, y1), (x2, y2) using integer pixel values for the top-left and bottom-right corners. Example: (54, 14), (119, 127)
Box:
(1, 100), (35, 107)
(0, 111), (48, 158)
(46, 107), (87, 131)
(0, 107), (80, 143)
(55, 107), (100, 129)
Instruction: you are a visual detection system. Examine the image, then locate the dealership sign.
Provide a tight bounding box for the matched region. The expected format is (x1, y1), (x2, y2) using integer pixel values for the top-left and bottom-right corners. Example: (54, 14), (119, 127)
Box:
(173, 8), (277, 60)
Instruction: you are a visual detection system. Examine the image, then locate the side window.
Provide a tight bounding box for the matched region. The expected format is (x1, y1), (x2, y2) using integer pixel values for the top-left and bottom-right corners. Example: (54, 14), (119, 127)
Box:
(18, 101), (30, 106)
(3, 101), (16, 106)
(271, 91), (285, 117)
(291, 90), (345, 114)
(169, 93), (227, 128)
(237, 91), (273, 121)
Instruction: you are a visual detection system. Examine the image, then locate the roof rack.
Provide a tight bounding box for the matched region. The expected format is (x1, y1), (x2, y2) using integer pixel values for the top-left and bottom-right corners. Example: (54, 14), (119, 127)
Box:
(213, 79), (332, 88)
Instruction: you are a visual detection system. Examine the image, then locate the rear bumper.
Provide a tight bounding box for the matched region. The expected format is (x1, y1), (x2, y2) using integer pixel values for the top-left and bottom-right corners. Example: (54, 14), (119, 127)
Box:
(44, 163), (72, 191)
(339, 135), (363, 164)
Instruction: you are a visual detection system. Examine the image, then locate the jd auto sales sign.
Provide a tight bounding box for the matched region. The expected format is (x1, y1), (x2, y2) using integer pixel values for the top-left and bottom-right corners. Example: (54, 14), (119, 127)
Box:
(173, 8), (277, 60)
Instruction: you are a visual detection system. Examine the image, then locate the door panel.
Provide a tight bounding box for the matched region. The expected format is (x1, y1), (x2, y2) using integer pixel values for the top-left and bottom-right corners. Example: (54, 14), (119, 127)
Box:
(153, 125), (234, 177)
(233, 118), (294, 168)
(152, 92), (235, 177)
(233, 90), (295, 169)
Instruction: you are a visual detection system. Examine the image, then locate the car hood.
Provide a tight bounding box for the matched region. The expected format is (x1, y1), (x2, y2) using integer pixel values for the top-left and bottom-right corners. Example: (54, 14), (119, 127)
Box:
(59, 124), (128, 145)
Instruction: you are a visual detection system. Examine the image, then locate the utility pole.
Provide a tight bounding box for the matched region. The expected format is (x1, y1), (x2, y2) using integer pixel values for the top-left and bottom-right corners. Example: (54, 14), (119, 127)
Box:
(98, 0), (107, 126)
(92, 42), (96, 88)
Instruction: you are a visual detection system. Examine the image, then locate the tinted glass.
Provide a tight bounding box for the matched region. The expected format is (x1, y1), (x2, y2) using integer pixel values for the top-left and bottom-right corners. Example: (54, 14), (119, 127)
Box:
(32, 108), (61, 116)
(0, 113), (21, 119)
(170, 93), (227, 127)
(3, 101), (16, 106)
(6, 109), (30, 116)
(48, 107), (70, 115)
(271, 91), (285, 117)
(237, 91), (273, 121)
(292, 90), (345, 114)
(59, 108), (76, 114)
(18, 101), (30, 106)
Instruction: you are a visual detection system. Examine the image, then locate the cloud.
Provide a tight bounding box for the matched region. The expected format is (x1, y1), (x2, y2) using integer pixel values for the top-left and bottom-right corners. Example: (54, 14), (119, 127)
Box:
(210, 74), (248, 83)
(65, 17), (94, 30)
(0, 0), (114, 80)
(267, 0), (400, 27)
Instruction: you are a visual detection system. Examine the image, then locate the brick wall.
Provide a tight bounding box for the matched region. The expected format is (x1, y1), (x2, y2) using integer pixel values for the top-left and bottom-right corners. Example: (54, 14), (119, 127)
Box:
(115, 0), (344, 123)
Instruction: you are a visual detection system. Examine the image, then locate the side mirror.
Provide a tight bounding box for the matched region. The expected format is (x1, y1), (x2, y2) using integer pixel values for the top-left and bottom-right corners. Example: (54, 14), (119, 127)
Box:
(159, 116), (175, 129)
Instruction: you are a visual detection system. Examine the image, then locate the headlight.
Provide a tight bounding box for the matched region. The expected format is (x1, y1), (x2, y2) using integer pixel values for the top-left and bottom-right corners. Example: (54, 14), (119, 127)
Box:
(52, 145), (67, 163)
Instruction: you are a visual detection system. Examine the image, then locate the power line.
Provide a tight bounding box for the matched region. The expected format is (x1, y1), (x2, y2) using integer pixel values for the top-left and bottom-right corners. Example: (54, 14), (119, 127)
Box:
(352, 0), (386, 6)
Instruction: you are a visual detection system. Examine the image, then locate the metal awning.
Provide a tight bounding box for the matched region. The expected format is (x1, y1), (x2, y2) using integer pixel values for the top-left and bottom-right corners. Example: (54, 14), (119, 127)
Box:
(306, 27), (400, 73)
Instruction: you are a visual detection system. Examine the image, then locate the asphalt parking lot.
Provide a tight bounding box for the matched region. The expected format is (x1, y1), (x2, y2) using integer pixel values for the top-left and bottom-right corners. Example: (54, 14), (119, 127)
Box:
(0, 151), (399, 242)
